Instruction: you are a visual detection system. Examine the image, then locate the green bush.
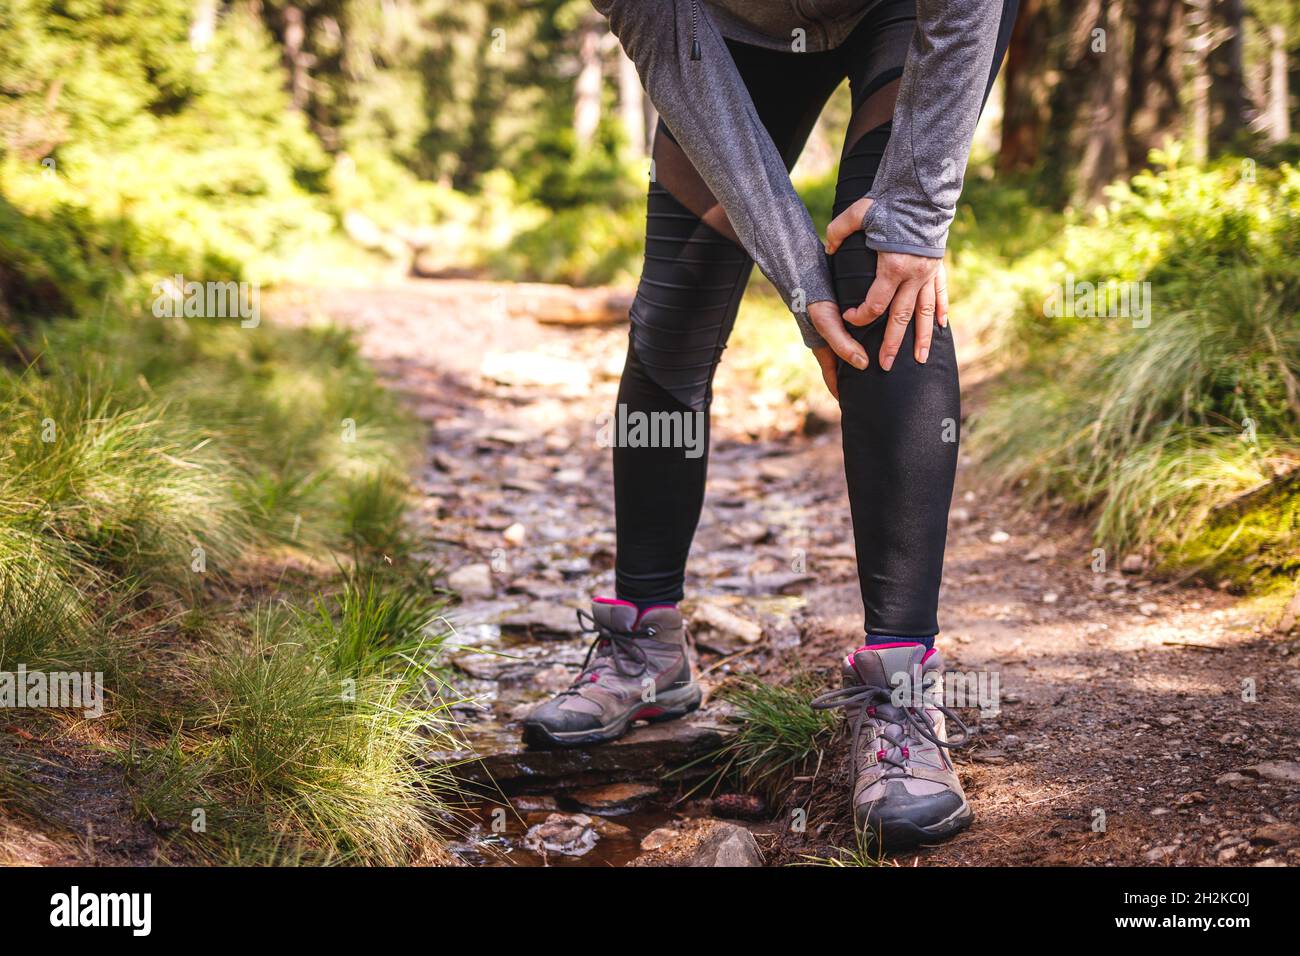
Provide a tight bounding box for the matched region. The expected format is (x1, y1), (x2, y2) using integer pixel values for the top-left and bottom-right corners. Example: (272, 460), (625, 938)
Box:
(972, 147), (1300, 588)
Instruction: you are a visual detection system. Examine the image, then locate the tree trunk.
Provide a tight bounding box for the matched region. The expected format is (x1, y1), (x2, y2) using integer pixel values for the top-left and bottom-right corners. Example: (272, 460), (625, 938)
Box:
(1263, 23), (1291, 143)
(1208, 0), (1249, 152)
(190, 0), (217, 72)
(1072, 0), (1128, 204)
(574, 14), (604, 148)
(998, 0), (1054, 175)
(1186, 0), (1212, 162)
(617, 48), (647, 156)
(282, 5), (311, 112)
(1125, 0), (1184, 169)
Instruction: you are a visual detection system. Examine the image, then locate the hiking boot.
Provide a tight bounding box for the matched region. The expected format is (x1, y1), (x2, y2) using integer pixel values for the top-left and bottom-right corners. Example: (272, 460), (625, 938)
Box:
(521, 598), (701, 749)
(811, 642), (973, 851)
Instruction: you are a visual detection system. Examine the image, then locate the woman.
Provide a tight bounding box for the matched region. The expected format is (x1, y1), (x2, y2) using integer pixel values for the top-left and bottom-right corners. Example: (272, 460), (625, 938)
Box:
(523, 0), (1019, 851)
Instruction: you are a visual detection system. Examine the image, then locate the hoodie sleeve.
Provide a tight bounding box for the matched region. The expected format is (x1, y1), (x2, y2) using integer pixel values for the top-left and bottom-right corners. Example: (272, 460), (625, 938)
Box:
(593, 0), (834, 348)
(861, 0), (1005, 257)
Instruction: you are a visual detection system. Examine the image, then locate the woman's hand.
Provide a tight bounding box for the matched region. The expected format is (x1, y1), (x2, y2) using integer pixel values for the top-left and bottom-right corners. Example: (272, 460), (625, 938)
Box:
(807, 300), (867, 401)
(825, 197), (948, 371)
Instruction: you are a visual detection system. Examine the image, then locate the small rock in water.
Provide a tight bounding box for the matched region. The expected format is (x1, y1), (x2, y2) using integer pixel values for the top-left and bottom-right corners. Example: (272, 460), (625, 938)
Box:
(511, 795), (558, 813)
(447, 563), (495, 599)
(571, 782), (659, 812)
(523, 813), (599, 858)
(499, 601), (577, 640)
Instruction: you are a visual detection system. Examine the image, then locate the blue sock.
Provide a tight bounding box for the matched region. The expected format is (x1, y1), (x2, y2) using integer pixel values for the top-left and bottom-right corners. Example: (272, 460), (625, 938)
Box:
(868, 634), (936, 652)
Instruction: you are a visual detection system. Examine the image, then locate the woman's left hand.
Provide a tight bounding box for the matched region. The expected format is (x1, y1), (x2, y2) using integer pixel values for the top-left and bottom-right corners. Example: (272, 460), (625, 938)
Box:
(825, 196), (948, 371)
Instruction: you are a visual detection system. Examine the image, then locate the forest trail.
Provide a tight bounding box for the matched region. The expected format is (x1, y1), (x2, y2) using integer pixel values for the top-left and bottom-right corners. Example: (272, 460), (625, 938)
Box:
(274, 278), (1300, 867)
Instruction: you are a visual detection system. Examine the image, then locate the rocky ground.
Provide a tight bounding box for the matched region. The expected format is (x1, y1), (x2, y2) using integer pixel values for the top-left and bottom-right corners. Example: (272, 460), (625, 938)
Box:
(273, 278), (1300, 868)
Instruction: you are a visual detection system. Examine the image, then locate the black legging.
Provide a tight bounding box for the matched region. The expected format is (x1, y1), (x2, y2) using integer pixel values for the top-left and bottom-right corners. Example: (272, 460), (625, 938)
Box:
(614, 0), (1018, 637)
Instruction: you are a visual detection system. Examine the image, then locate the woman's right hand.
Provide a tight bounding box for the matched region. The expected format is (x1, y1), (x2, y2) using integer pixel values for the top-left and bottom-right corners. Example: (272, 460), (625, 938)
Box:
(808, 300), (868, 400)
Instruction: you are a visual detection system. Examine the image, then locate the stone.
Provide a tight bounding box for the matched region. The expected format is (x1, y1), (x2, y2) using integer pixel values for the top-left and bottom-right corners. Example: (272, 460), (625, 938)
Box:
(1215, 772), (1254, 787)
(989, 530), (1010, 544)
(503, 522), (527, 547)
(692, 602), (762, 645)
(481, 351), (591, 390)
(631, 820), (762, 867)
(498, 601), (576, 641)
(570, 782), (660, 812)
(1024, 543), (1058, 562)
(640, 827), (682, 852)
(688, 822), (762, 867)
(1250, 823), (1300, 846)
(442, 718), (726, 793)
(447, 563), (494, 599)
(1246, 761), (1300, 786)
(523, 813), (598, 858)
(1121, 553), (1147, 574)
(1144, 844), (1179, 862)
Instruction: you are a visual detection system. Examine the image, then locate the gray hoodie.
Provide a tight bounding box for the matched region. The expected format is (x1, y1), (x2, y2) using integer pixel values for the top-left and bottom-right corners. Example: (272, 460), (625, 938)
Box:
(593, 0), (1005, 348)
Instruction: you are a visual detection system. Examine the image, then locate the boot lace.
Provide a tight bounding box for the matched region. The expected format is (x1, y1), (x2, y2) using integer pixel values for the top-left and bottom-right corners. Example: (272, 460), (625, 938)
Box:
(555, 609), (658, 696)
(810, 680), (971, 778)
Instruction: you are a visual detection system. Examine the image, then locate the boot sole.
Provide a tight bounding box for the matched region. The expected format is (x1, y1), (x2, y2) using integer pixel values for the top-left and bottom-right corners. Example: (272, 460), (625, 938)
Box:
(521, 682), (702, 750)
(860, 801), (974, 854)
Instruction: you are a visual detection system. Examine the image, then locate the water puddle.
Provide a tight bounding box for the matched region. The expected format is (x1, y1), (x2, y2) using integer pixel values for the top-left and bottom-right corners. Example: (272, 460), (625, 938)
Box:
(451, 797), (680, 867)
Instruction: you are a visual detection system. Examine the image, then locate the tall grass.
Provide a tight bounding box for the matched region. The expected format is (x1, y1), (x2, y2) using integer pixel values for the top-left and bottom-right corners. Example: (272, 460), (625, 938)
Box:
(688, 675), (838, 803)
(971, 151), (1300, 589)
(0, 303), (460, 864)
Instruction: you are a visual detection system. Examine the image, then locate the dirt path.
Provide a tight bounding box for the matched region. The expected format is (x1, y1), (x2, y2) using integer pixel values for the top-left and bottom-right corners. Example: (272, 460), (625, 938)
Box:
(274, 279), (1300, 867)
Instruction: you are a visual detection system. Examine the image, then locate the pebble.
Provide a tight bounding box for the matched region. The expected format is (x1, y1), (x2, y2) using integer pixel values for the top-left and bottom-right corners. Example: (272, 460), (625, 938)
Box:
(1248, 761), (1300, 785)
(447, 562), (494, 599)
(1144, 844), (1179, 862)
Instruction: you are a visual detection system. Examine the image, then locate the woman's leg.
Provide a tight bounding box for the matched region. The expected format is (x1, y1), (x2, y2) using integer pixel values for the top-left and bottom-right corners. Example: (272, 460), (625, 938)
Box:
(831, 0), (1018, 638)
(614, 41), (843, 607)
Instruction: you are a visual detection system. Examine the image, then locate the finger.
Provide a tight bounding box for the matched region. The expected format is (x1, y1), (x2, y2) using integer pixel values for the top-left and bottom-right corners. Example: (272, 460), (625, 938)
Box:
(878, 279), (922, 372)
(825, 197), (871, 255)
(914, 280), (935, 364)
(848, 272), (899, 327)
(824, 210), (857, 256)
(816, 319), (868, 371)
(813, 347), (839, 400)
(935, 262), (949, 328)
